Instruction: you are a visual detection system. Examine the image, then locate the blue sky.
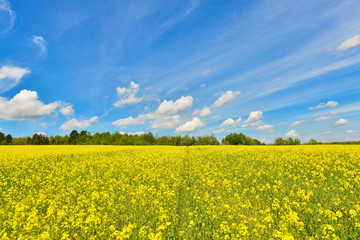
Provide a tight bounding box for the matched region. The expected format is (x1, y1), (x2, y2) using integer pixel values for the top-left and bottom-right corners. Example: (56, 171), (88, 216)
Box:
(1, 0), (360, 143)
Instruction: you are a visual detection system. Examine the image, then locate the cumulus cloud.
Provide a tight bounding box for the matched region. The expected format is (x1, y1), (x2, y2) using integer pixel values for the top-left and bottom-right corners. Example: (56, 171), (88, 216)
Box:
(287, 120), (306, 128)
(112, 95), (193, 128)
(33, 132), (46, 136)
(337, 34), (360, 51)
(155, 96), (193, 115)
(32, 35), (47, 54)
(285, 129), (299, 138)
(333, 118), (348, 127)
(309, 101), (338, 110)
(256, 124), (274, 132)
(199, 106), (212, 117)
(346, 129), (359, 134)
(151, 115), (181, 129)
(175, 117), (205, 133)
(60, 116), (98, 130)
(212, 90), (240, 108)
(0, 65), (30, 93)
(220, 117), (241, 128)
(0, 89), (60, 120)
(59, 105), (74, 116)
(114, 81), (143, 107)
(112, 115), (146, 128)
(0, 0), (16, 35)
(242, 111), (263, 127)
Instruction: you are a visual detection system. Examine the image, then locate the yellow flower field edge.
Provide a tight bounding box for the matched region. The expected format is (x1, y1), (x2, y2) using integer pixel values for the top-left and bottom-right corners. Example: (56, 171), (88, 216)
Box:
(0, 145), (359, 239)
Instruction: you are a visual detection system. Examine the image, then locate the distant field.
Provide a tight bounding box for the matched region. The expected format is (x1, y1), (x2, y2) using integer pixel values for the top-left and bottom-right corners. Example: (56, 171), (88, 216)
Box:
(0, 146), (359, 239)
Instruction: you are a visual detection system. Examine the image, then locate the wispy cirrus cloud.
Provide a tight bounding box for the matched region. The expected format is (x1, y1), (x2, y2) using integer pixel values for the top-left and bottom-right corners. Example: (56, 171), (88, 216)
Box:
(0, 0), (16, 35)
(0, 65), (30, 94)
(287, 120), (306, 128)
(346, 129), (359, 134)
(337, 34), (360, 51)
(32, 35), (48, 55)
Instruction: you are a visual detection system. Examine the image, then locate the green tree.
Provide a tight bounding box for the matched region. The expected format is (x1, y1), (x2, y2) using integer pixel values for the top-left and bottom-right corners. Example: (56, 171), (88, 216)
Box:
(274, 137), (286, 145)
(222, 133), (246, 145)
(5, 134), (12, 144)
(70, 130), (80, 144)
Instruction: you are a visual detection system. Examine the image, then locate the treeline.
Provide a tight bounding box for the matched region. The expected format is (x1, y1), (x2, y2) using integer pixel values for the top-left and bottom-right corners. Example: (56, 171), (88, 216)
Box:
(273, 137), (301, 145)
(0, 130), (264, 146)
(2, 131), (358, 146)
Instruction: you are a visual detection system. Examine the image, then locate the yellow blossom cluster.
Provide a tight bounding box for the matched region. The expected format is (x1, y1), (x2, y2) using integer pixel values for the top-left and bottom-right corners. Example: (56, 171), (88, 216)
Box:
(0, 145), (359, 239)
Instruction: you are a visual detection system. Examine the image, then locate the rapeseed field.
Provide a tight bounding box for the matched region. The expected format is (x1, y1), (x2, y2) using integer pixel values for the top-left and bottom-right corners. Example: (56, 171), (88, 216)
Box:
(0, 145), (359, 239)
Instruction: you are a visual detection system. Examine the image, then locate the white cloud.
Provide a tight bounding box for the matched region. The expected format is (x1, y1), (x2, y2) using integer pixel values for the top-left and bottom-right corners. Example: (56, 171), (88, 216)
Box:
(185, 0), (200, 15)
(199, 106), (212, 117)
(119, 131), (145, 136)
(211, 115), (221, 120)
(309, 101), (338, 110)
(151, 115), (181, 129)
(0, 89), (60, 121)
(60, 105), (74, 116)
(112, 95), (192, 128)
(202, 69), (211, 76)
(337, 34), (360, 51)
(220, 117), (241, 128)
(287, 120), (306, 128)
(242, 111), (263, 127)
(333, 118), (348, 127)
(31, 35), (47, 54)
(0, 0), (16, 35)
(212, 90), (240, 108)
(285, 129), (299, 138)
(314, 111), (338, 121)
(0, 65), (30, 93)
(33, 132), (46, 136)
(114, 81), (143, 107)
(200, 83), (206, 88)
(212, 128), (225, 134)
(155, 96), (193, 115)
(256, 124), (274, 132)
(60, 116), (98, 130)
(346, 129), (359, 134)
(314, 115), (336, 121)
(324, 131), (333, 135)
(112, 115), (146, 128)
(175, 117), (205, 133)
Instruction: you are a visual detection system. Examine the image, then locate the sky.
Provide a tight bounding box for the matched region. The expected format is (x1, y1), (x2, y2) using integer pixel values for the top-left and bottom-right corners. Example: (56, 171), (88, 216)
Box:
(0, 0), (360, 143)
